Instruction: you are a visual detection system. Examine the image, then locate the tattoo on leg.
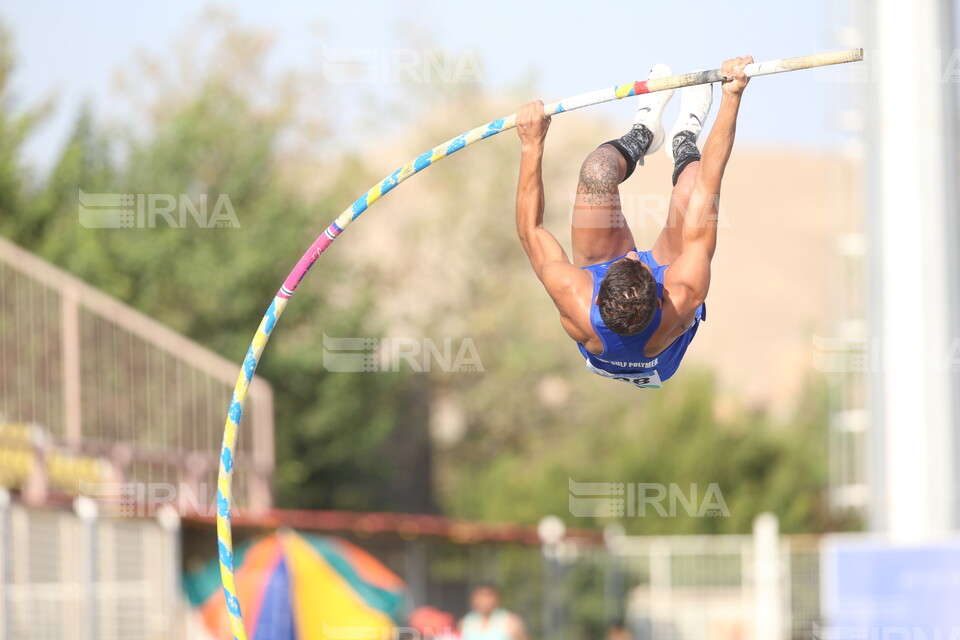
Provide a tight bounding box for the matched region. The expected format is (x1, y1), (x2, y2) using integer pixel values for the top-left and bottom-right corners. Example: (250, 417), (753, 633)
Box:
(577, 147), (622, 206)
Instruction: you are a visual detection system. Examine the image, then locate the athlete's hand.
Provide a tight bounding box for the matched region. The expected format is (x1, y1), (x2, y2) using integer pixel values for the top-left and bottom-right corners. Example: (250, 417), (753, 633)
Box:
(720, 56), (752, 96)
(516, 100), (551, 149)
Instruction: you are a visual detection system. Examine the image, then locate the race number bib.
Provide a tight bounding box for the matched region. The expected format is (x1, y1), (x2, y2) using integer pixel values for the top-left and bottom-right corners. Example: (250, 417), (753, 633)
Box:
(584, 360), (663, 389)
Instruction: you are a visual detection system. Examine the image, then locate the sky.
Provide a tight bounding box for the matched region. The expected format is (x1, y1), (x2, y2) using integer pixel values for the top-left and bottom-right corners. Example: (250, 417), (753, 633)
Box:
(3, 0), (863, 173)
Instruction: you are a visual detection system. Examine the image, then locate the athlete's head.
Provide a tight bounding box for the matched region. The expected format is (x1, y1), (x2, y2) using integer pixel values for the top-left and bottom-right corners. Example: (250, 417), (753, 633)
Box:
(470, 583), (500, 616)
(596, 253), (659, 335)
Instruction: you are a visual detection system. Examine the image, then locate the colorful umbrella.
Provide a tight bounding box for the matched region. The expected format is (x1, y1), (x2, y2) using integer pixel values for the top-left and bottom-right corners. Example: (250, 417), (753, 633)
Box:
(185, 530), (409, 639)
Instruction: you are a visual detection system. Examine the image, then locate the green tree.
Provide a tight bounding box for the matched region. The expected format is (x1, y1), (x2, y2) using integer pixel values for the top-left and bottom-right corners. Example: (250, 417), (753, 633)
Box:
(0, 25), (52, 240)
(441, 370), (855, 535)
(1, 16), (431, 513)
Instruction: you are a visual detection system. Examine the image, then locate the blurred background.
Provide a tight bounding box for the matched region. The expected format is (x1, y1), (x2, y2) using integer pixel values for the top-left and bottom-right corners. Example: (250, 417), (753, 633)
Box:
(0, 1), (958, 639)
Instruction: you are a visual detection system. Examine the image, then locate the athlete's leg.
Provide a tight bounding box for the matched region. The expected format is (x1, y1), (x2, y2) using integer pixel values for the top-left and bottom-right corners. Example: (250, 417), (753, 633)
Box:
(572, 65), (675, 267)
(652, 82), (714, 265)
(571, 145), (634, 266)
(652, 161), (699, 265)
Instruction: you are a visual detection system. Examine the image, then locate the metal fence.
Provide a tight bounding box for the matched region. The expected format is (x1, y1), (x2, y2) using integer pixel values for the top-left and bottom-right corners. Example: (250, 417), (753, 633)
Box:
(338, 515), (823, 640)
(2, 501), (828, 640)
(0, 236), (274, 512)
(397, 515), (821, 640)
(0, 493), (184, 640)
(611, 529), (822, 640)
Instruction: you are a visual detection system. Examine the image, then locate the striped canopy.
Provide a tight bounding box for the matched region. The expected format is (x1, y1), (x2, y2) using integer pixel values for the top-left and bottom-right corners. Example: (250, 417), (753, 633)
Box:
(185, 530), (409, 639)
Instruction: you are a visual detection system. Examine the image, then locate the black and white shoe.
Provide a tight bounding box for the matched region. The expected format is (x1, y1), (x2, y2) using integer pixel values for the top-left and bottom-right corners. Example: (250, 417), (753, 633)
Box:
(666, 81), (713, 163)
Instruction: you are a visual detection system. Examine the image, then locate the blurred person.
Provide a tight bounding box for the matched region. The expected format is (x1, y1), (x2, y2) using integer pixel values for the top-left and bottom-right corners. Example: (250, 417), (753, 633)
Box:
(514, 57), (752, 389)
(409, 605), (460, 640)
(605, 620), (633, 640)
(460, 584), (528, 640)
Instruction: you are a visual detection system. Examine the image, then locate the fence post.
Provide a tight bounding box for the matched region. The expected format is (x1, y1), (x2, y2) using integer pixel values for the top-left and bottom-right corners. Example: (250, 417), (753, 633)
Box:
(61, 283), (82, 451)
(603, 524), (626, 627)
(157, 504), (181, 638)
(404, 539), (428, 609)
(753, 512), (782, 640)
(538, 516), (566, 640)
(649, 538), (672, 625)
(74, 496), (99, 640)
(0, 489), (10, 640)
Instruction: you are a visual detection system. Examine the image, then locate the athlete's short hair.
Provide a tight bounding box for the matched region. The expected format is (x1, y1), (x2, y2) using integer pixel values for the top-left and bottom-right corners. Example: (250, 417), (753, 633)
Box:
(597, 259), (658, 335)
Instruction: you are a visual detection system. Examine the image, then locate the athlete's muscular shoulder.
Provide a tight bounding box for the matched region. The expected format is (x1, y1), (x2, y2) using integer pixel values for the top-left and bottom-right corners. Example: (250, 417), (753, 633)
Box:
(540, 261), (595, 344)
(662, 254), (709, 322)
(655, 278), (703, 344)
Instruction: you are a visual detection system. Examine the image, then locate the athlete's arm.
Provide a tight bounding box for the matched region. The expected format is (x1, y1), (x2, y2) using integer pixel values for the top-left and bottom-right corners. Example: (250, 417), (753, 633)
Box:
(515, 100), (570, 280)
(666, 56), (751, 321)
(514, 101), (594, 344)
